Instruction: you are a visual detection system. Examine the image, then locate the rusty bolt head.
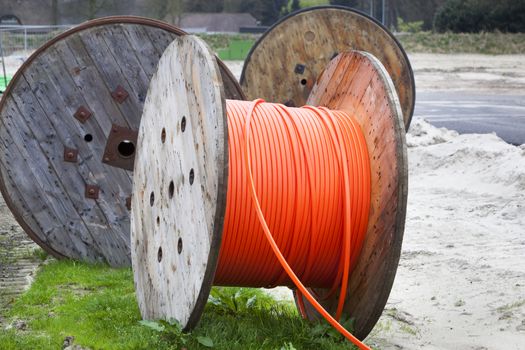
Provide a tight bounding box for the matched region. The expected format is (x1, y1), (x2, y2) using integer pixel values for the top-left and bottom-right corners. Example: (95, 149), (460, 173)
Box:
(88, 188), (96, 195)
(66, 152), (74, 159)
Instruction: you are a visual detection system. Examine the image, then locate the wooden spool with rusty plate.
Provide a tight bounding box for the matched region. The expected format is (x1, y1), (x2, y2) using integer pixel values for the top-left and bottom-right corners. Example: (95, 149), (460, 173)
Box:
(241, 6), (415, 129)
(132, 35), (407, 340)
(0, 16), (243, 267)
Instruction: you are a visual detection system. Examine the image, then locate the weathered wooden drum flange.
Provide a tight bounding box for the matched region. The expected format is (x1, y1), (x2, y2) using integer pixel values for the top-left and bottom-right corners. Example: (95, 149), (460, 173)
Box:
(133, 34), (407, 340)
(0, 16), (243, 266)
(131, 35), (227, 329)
(296, 51), (408, 339)
(240, 6), (415, 129)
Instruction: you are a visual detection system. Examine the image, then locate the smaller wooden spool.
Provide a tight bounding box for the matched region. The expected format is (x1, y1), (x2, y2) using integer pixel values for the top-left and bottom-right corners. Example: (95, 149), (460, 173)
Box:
(241, 6), (415, 130)
(132, 35), (407, 339)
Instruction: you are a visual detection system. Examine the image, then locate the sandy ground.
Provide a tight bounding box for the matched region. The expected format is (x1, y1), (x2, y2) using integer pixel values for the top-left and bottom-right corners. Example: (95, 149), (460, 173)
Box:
(409, 53), (525, 93)
(226, 56), (525, 349)
(369, 120), (525, 349)
(0, 53), (524, 348)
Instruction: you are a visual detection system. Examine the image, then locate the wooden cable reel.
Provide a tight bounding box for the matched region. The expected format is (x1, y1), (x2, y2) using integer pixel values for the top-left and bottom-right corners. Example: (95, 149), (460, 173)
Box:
(0, 17), (243, 267)
(241, 6), (415, 130)
(131, 35), (407, 341)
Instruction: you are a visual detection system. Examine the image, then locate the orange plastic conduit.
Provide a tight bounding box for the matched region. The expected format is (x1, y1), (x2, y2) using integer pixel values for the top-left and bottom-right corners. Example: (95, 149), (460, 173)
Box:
(215, 99), (371, 349)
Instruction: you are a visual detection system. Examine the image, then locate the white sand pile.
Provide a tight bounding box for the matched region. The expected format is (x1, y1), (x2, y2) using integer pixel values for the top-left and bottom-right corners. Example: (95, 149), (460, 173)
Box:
(369, 119), (525, 349)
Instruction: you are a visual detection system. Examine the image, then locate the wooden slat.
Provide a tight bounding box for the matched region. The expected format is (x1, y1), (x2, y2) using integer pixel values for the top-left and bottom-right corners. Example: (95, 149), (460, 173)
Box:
(9, 77), (129, 265)
(0, 98), (97, 260)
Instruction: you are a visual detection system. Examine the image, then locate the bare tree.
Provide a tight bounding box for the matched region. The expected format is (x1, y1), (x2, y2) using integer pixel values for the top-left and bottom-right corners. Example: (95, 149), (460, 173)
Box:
(166, 0), (185, 25)
(87, 0), (109, 20)
(52, 0), (58, 24)
(150, 0), (185, 24)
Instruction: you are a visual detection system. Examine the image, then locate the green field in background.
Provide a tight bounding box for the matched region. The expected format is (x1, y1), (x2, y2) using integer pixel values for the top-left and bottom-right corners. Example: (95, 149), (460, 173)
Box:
(0, 76), (12, 92)
(217, 39), (255, 60)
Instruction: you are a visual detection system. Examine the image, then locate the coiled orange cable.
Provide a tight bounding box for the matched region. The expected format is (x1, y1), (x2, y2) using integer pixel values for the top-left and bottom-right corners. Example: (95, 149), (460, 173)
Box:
(215, 99), (371, 349)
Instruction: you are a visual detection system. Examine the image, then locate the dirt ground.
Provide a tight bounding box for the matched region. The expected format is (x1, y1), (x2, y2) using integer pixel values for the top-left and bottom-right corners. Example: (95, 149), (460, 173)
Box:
(0, 53), (524, 349)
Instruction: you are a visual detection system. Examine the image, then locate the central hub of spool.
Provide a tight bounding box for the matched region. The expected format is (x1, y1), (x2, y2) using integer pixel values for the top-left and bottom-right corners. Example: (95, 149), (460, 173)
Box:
(102, 124), (139, 171)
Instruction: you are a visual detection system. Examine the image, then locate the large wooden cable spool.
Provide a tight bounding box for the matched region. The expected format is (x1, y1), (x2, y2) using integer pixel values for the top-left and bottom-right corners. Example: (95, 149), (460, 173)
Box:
(240, 6), (415, 129)
(0, 16), (243, 267)
(132, 35), (407, 341)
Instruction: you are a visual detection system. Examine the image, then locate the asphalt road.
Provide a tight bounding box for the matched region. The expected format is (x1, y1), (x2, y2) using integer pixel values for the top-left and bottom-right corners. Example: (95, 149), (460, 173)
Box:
(414, 91), (525, 145)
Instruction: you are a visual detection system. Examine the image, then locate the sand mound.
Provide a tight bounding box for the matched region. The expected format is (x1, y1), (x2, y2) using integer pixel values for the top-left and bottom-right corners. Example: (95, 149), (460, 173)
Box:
(370, 120), (525, 349)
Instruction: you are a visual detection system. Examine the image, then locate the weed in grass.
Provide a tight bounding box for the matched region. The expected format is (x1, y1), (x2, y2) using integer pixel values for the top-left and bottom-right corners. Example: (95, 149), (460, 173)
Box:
(399, 324), (417, 336)
(0, 261), (359, 349)
(496, 299), (525, 313)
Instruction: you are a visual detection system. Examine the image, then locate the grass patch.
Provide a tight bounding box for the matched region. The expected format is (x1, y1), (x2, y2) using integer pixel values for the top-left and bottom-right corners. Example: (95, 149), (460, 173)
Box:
(0, 260), (357, 349)
(396, 31), (525, 54)
(197, 33), (257, 51)
(300, 0), (330, 7)
(198, 34), (257, 61)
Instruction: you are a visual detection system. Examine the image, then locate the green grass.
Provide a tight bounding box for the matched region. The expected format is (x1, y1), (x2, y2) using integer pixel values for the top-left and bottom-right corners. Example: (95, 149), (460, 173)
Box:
(0, 260), (357, 350)
(299, 0), (330, 8)
(217, 39), (255, 60)
(0, 76), (12, 92)
(396, 31), (525, 54)
(198, 34), (256, 61)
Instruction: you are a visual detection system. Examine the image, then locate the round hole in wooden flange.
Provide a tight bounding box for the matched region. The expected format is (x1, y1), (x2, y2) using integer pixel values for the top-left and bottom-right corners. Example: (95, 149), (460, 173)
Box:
(181, 116), (186, 132)
(150, 192), (155, 206)
(304, 30), (315, 42)
(161, 128), (166, 143)
(117, 140), (135, 158)
(84, 134), (93, 142)
(300, 79), (307, 86)
(177, 238), (183, 254)
(157, 246), (162, 262)
(156, 216), (160, 225)
(168, 180), (174, 198)
(189, 169), (194, 185)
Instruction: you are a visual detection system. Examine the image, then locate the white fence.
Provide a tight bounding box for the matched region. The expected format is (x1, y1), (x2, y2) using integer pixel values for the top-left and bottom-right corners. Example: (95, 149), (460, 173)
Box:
(0, 24), (73, 56)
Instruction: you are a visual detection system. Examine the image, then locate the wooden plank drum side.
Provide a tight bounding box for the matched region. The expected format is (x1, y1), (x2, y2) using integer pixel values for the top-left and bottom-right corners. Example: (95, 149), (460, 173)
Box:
(131, 35), (227, 329)
(240, 6), (415, 130)
(0, 17), (242, 267)
(302, 51), (408, 339)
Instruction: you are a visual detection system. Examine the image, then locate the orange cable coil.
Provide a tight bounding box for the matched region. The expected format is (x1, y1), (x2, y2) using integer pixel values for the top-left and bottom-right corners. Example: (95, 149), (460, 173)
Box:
(214, 99), (372, 349)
